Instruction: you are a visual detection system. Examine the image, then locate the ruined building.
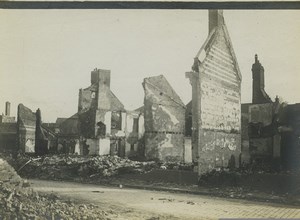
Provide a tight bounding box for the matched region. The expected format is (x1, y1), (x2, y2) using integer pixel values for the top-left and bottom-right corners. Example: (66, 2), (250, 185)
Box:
(35, 108), (51, 155)
(55, 114), (81, 154)
(17, 104), (50, 155)
(56, 68), (144, 157)
(0, 102), (17, 153)
(78, 68), (125, 155)
(17, 104), (37, 153)
(0, 101), (55, 155)
(241, 55), (278, 165)
(242, 55), (300, 170)
(186, 10), (242, 174)
(143, 75), (186, 162)
(279, 103), (300, 170)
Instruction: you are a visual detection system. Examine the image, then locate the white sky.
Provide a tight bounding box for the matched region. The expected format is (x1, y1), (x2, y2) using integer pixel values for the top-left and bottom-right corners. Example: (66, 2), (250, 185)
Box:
(0, 10), (300, 122)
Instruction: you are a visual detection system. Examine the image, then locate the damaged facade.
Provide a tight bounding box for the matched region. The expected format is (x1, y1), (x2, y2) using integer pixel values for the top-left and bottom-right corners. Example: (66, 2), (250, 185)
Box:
(56, 114), (81, 154)
(17, 104), (37, 153)
(1, 10), (299, 175)
(0, 102), (54, 155)
(143, 75), (186, 162)
(280, 104), (300, 170)
(77, 68), (125, 156)
(186, 10), (242, 174)
(17, 104), (51, 154)
(0, 102), (17, 153)
(56, 68), (145, 157)
(242, 55), (300, 170)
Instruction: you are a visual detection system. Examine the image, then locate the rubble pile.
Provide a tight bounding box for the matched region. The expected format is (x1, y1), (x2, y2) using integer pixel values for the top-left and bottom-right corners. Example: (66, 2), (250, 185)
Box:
(7, 154), (193, 182)
(0, 158), (111, 219)
(159, 162), (194, 171)
(198, 169), (241, 187)
(9, 155), (156, 181)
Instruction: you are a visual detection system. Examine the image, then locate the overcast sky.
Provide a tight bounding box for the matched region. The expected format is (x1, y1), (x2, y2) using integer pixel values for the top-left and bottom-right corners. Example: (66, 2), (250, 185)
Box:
(0, 10), (300, 122)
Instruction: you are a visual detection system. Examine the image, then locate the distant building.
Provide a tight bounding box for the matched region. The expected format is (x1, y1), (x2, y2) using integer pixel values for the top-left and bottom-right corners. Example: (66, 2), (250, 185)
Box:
(0, 102), (17, 153)
(0, 102), (15, 123)
(0, 101), (52, 155)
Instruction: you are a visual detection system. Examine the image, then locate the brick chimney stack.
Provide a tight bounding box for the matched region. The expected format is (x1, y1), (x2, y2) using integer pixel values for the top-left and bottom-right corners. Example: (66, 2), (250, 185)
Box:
(209, 10), (224, 34)
(252, 54), (272, 104)
(91, 68), (111, 88)
(5, 101), (10, 116)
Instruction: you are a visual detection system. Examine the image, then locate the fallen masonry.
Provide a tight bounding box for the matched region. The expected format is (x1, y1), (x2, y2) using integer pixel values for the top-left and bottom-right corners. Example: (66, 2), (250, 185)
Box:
(6, 154), (194, 182)
(0, 157), (116, 219)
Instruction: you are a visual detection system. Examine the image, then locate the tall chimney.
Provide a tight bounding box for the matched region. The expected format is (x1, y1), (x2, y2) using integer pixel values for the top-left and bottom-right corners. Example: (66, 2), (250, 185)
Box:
(209, 10), (224, 34)
(91, 68), (111, 88)
(252, 54), (272, 104)
(5, 101), (10, 116)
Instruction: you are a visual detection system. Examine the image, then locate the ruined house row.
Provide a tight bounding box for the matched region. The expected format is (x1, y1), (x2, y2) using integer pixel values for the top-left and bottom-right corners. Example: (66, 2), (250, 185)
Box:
(0, 10), (299, 174)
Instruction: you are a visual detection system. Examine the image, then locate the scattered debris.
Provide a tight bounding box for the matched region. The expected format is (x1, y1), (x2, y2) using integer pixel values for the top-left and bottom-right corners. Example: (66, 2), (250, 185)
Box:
(0, 158), (112, 219)
(91, 191), (104, 193)
(5, 154), (193, 182)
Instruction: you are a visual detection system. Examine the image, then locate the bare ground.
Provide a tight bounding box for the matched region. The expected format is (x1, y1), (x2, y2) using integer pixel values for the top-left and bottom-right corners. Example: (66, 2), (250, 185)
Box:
(30, 179), (300, 220)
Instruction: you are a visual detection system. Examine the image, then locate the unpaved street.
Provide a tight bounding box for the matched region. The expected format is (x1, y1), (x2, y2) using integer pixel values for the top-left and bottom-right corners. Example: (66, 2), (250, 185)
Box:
(30, 179), (300, 220)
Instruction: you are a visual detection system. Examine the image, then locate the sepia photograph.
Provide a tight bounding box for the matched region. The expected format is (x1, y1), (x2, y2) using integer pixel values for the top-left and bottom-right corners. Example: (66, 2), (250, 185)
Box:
(0, 5), (300, 219)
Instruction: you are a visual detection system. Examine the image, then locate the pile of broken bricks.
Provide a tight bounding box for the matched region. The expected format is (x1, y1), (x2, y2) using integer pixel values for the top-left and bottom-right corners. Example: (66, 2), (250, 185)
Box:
(7, 154), (193, 182)
(0, 158), (116, 219)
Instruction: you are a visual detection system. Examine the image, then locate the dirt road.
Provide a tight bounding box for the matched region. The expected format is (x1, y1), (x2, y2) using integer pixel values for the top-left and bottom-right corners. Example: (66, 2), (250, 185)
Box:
(30, 179), (300, 220)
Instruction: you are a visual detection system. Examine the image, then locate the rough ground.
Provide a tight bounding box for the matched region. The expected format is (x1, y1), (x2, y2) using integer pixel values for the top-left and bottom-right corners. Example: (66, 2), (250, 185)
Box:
(7, 154), (192, 180)
(30, 179), (300, 220)
(7, 154), (300, 205)
(0, 158), (121, 219)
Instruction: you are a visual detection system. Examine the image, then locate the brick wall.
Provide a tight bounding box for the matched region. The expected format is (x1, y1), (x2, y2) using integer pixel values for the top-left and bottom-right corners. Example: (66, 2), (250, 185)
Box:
(0, 123), (17, 153)
(17, 104), (36, 153)
(187, 23), (242, 175)
(143, 75), (185, 162)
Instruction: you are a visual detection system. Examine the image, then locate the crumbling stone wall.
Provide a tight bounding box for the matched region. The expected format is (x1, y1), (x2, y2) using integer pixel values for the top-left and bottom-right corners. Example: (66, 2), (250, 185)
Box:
(17, 104), (36, 153)
(78, 84), (98, 113)
(195, 59), (241, 173)
(124, 111), (142, 157)
(281, 104), (300, 170)
(77, 68), (126, 156)
(246, 102), (284, 169)
(0, 115), (15, 123)
(0, 102), (17, 153)
(35, 108), (48, 155)
(241, 104), (251, 164)
(0, 123), (17, 153)
(241, 56), (283, 168)
(186, 10), (242, 175)
(57, 113), (80, 154)
(143, 75), (185, 162)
